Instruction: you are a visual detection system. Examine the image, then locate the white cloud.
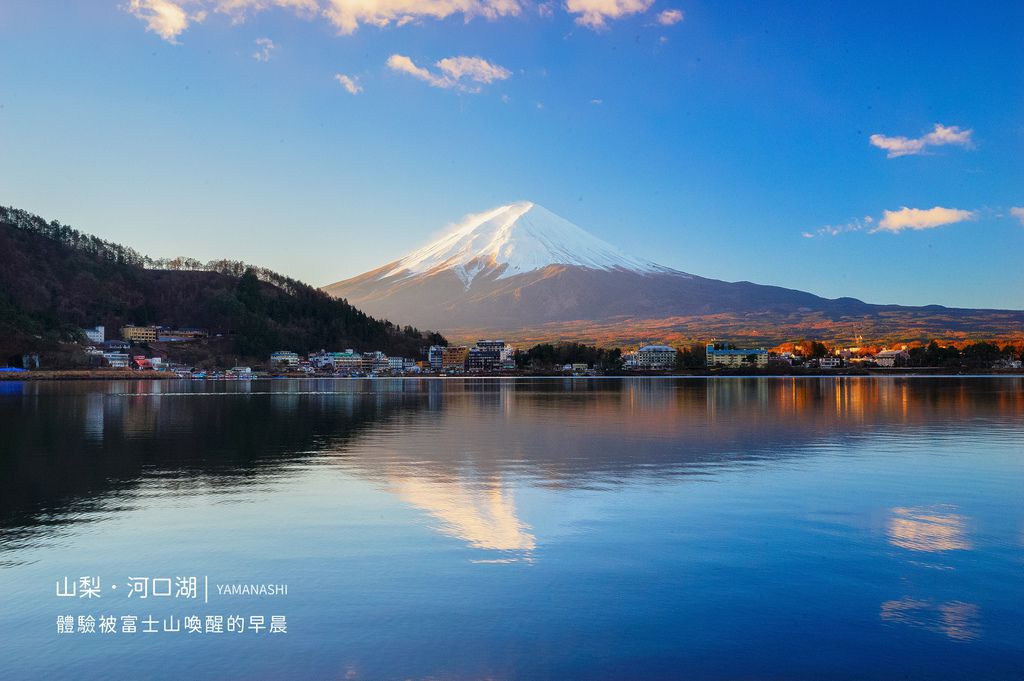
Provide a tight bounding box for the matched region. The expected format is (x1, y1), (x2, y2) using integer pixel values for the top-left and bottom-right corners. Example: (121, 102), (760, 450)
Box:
(252, 37), (276, 61)
(386, 54), (510, 92)
(124, 0), (193, 43)
(655, 8), (682, 25)
(802, 216), (873, 238)
(437, 56), (511, 84)
(333, 73), (362, 94)
(589, 98), (603, 104)
(874, 206), (976, 233)
(565, 0), (654, 29)
(323, 0), (521, 35)
(1010, 207), (1024, 225)
(869, 123), (974, 158)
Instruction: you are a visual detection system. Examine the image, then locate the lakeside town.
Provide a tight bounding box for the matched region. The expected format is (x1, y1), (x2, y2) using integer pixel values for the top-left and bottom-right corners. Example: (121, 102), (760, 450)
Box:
(4, 323), (1022, 379)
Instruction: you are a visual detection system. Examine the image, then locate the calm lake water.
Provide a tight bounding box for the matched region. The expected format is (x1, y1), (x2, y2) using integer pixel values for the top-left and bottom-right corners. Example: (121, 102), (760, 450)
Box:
(1, 377), (1022, 680)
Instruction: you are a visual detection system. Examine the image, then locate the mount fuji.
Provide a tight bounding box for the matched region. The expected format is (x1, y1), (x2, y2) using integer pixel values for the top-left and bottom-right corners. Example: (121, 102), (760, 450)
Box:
(323, 202), (1023, 345)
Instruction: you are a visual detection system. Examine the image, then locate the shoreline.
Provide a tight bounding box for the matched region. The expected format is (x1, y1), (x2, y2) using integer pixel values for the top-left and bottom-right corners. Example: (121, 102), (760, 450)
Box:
(3, 368), (1023, 381)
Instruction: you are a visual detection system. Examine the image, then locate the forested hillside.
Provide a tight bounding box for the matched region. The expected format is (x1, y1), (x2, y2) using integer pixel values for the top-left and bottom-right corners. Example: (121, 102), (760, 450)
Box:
(0, 206), (445, 365)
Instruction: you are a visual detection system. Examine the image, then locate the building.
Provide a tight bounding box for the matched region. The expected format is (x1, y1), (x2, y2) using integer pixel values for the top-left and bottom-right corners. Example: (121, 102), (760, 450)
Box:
(310, 350), (363, 372)
(467, 347), (499, 372)
(874, 349), (909, 367)
(441, 346), (470, 371)
(269, 351), (300, 368)
(102, 352), (130, 368)
(705, 342), (770, 368)
(428, 345), (446, 370)
(83, 325), (105, 343)
(387, 356), (406, 372)
(356, 351), (387, 373)
(818, 356), (842, 369)
(476, 340), (514, 362)
(100, 340), (131, 351)
(334, 350), (363, 372)
(121, 325), (159, 343)
(634, 345), (677, 369)
(466, 340), (515, 372)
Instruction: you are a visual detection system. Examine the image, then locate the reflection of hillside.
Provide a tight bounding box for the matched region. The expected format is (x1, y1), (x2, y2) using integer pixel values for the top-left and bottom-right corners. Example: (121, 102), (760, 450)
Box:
(0, 379), (428, 543)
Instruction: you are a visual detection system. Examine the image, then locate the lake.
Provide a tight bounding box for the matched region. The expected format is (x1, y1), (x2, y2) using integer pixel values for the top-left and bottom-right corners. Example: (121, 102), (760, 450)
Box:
(1, 377), (1022, 680)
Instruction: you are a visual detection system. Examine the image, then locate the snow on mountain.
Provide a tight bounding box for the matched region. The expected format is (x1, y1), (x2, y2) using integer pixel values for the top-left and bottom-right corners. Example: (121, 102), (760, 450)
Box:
(383, 201), (668, 286)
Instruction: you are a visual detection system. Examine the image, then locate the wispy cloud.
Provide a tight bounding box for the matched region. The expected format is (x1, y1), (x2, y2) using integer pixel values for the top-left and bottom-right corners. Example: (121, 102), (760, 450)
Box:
(386, 54), (510, 92)
(801, 216), (873, 239)
(655, 8), (683, 25)
(874, 206), (976, 233)
(869, 123), (974, 158)
(804, 206), (989, 237)
(324, 0), (521, 35)
(333, 73), (362, 94)
(252, 37), (276, 61)
(1010, 207), (1024, 225)
(565, 0), (654, 30)
(124, 0), (520, 41)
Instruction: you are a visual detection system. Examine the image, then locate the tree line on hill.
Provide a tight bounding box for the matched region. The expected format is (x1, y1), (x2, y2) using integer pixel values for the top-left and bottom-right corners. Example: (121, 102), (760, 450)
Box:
(0, 205), (446, 366)
(778, 339), (1023, 368)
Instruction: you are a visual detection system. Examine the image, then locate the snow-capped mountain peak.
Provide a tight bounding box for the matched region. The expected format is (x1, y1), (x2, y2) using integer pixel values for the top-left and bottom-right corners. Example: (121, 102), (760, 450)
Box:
(383, 201), (665, 286)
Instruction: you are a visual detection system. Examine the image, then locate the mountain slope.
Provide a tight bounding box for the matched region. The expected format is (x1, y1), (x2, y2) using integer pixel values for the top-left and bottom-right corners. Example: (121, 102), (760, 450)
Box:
(324, 202), (1024, 345)
(0, 206), (445, 365)
(384, 201), (667, 284)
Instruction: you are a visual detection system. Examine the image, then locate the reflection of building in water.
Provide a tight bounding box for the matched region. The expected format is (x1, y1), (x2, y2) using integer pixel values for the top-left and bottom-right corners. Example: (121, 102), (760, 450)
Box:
(887, 506), (972, 552)
(84, 393), (105, 441)
(880, 598), (981, 641)
(390, 477), (535, 557)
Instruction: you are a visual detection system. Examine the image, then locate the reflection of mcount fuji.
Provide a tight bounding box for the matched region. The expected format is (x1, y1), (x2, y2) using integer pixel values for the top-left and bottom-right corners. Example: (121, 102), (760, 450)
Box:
(216, 583), (289, 596)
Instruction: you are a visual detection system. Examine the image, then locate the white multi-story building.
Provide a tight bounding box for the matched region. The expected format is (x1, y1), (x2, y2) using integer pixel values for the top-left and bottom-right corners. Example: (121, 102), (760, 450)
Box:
(818, 356), (842, 369)
(83, 325), (105, 343)
(634, 345), (676, 369)
(387, 356), (405, 371)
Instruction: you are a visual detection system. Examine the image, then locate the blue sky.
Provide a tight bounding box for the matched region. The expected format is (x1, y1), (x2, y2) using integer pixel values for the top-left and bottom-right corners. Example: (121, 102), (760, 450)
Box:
(1, 1), (1022, 308)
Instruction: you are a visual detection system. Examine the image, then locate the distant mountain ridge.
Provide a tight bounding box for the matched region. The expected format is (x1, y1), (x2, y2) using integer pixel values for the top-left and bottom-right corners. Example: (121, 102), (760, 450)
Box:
(324, 202), (1024, 345)
(0, 205), (445, 365)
